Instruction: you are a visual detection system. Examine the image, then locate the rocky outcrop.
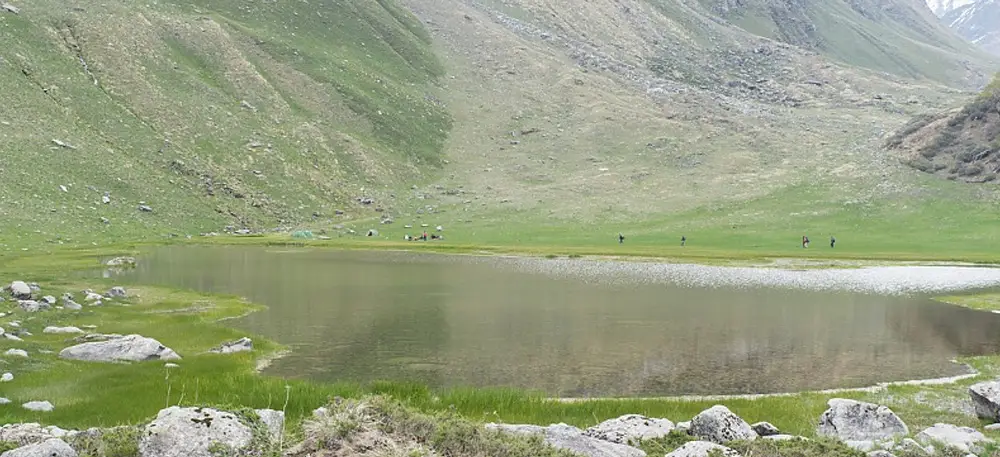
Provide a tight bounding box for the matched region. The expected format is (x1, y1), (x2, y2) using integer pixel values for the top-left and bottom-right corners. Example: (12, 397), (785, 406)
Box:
(665, 441), (740, 457)
(0, 438), (77, 457)
(139, 407), (253, 457)
(0, 424), (74, 446)
(106, 287), (127, 298)
(916, 423), (992, 454)
(18, 301), (45, 313)
(59, 334), (180, 362)
(487, 423), (646, 457)
(751, 422), (780, 437)
(969, 381), (1000, 421)
(584, 414), (674, 444)
(254, 409), (284, 442)
(817, 399), (908, 442)
(688, 405), (757, 444)
(105, 257), (136, 268)
(208, 337), (252, 354)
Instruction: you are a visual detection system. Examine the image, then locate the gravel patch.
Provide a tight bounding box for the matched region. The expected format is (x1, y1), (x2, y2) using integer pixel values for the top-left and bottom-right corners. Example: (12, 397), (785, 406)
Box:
(483, 258), (1000, 295)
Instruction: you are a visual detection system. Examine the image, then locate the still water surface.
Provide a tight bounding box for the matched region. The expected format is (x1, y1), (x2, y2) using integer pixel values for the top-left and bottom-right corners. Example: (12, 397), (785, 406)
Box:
(117, 247), (1000, 397)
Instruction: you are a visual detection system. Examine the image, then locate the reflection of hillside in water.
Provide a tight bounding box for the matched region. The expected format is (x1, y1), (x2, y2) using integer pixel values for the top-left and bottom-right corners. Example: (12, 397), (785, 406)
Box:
(122, 247), (1000, 397)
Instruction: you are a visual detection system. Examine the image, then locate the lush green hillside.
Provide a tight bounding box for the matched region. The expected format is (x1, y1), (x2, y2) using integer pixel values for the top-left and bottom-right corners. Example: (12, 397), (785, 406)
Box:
(0, 0), (448, 246)
(0, 0), (998, 255)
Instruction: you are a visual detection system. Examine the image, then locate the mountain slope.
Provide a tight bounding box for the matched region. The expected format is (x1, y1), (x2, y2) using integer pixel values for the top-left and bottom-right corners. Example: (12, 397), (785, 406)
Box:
(0, 0), (998, 248)
(701, 0), (993, 83)
(0, 0), (449, 242)
(943, 0), (1000, 55)
(886, 74), (1000, 182)
(928, 0), (977, 16)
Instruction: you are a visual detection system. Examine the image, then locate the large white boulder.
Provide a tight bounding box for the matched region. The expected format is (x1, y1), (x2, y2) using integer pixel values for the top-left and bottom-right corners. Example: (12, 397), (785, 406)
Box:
(139, 407), (253, 457)
(665, 441), (740, 457)
(817, 399), (908, 442)
(59, 334), (180, 362)
(970, 381), (1000, 421)
(487, 423), (646, 457)
(916, 423), (993, 454)
(584, 414), (674, 444)
(7, 282), (31, 300)
(688, 405), (757, 444)
(0, 438), (77, 457)
(43, 326), (83, 334)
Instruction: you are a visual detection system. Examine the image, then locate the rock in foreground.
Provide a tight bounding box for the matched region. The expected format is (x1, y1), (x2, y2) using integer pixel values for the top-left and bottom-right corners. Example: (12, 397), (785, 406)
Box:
(665, 441), (740, 457)
(970, 381), (1000, 421)
(139, 406), (252, 457)
(59, 334), (180, 362)
(21, 401), (54, 412)
(817, 398), (908, 442)
(487, 423), (646, 457)
(7, 281), (31, 300)
(584, 414), (674, 444)
(916, 423), (992, 454)
(208, 337), (252, 354)
(0, 438), (77, 457)
(751, 421), (780, 437)
(688, 405), (757, 443)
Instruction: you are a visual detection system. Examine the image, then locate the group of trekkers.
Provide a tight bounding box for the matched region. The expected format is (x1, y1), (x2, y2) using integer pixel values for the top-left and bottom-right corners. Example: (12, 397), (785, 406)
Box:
(404, 231), (442, 241)
(616, 233), (835, 248)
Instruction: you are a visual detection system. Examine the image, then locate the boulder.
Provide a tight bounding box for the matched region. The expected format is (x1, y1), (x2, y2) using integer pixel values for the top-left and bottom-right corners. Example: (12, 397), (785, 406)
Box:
(106, 287), (127, 298)
(139, 406), (253, 457)
(22, 401), (54, 412)
(40, 296), (56, 305)
(105, 257), (136, 267)
(208, 337), (252, 354)
(969, 381), (1000, 421)
(0, 398), (8, 405)
(895, 437), (930, 455)
(0, 438), (77, 457)
(751, 422), (780, 437)
(63, 300), (82, 310)
(676, 421), (691, 433)
(7, 282), (31, 299)
(487, 423), (646, 457)
(762, 434), (805, 441)
(985, 424), (1000, 431)
(817, 399), (908, 442)
(688, 405), (757, 444)
(0, 424), (71, 446)
(916, 423), (992, 454)
(665, 441), (740, 457)
(83, 292), (103, 302)
(254, 409), (285, 442)
(4, 334), (22, 342)
(59, 334), (180, 362)
(5, 349), (27, 358)
(43, 326), (83, 334)
(867, 451), (895, 457)
(1, 372), (12, 382)
(17, 301), (43, 312)
(584, 414), (674, 444)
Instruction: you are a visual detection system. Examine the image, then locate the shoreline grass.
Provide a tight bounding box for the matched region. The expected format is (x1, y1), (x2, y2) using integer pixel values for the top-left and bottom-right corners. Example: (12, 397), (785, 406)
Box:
(1, 244), (1000, 447)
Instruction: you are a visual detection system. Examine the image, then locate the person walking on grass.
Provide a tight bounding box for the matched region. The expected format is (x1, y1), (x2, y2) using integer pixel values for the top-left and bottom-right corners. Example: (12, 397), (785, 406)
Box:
(830, 235), (836, 248)
(619, 233), (625, 244)
(681, 235), (686, 247)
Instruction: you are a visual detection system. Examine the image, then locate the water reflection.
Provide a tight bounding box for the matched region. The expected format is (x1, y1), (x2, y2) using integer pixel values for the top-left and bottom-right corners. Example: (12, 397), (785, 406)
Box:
(116, 247), (1000, 397)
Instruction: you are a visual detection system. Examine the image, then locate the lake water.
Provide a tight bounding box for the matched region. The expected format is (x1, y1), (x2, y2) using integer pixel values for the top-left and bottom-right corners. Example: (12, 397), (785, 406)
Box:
(116, 246), (1000, 397)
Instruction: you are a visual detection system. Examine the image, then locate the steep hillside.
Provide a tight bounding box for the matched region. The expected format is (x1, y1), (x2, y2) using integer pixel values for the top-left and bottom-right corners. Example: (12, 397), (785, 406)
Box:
(928, 0), (977, 16)
(0, 0), (998, 249)
(0, 0), (449, 243)
(886, 74), (1000, 183)
(702, 0), (993, 83)
(943, 0), (1000, 55)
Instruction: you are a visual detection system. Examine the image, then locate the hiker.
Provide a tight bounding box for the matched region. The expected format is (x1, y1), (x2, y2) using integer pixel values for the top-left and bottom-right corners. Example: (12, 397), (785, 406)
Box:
(830, 236), (836, 248)
(619, 233), (625, 244)
(422, 231), (428, 241)
(804, 236), (810, 248)
(681, 235), (686, 247)
(801, 236), (807, 248)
